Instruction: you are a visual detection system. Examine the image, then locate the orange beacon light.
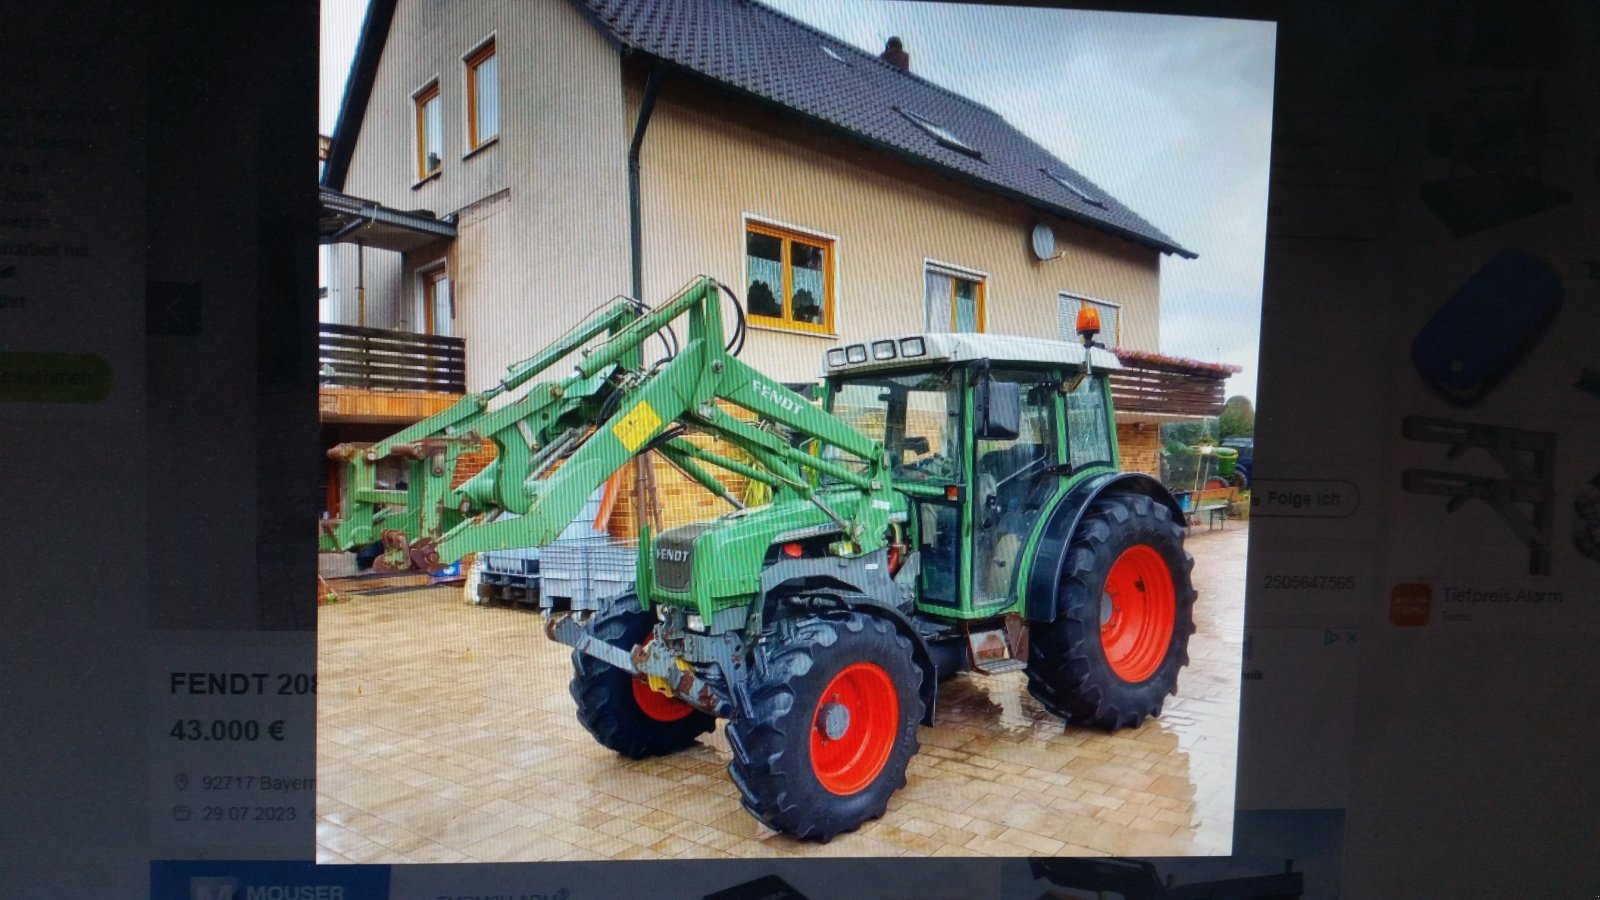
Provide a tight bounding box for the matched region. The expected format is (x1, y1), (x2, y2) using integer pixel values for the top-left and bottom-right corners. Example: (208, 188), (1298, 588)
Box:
(1075, 305), (1101, 343)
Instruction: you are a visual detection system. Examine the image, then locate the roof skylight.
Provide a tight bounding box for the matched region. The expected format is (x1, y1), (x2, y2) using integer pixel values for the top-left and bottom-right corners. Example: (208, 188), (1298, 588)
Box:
(898, 108), (981, 158)
(1045, 168), (1105, 208)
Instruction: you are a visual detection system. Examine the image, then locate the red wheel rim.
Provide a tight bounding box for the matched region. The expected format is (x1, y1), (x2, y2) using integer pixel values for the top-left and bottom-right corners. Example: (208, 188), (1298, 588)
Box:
(631, 677), (695, 722)
(810, 662), (898, 795)
(1100, 545), (1176, 682)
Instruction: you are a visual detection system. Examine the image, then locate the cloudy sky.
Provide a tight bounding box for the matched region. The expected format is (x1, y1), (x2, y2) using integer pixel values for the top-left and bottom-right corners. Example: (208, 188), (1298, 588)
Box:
(322, 1), (1275, 400)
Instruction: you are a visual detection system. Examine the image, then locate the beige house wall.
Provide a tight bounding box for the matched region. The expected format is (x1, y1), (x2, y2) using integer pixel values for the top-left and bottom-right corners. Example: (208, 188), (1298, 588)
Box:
(328, 0), (631, 389)
(632, 74), (1163, 384)
(330, 8), (1167, 392)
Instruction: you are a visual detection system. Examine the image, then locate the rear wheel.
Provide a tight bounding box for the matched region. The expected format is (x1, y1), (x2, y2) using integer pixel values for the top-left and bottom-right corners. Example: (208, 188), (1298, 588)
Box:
(1027, 493), (1196, 730)
(727, 610), (923, 842)
(570, 592), (714, 758)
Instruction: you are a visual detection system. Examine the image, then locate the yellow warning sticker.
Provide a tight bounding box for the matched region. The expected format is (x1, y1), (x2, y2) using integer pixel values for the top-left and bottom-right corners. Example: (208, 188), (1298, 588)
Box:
(612, 400), (662, 452)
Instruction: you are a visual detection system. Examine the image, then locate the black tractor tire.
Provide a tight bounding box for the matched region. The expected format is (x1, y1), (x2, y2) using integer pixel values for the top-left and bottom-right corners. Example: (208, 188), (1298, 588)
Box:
(1231, 462), (1251, 489)
(726, 610), (924, 842)
(1027, 492), (1196, 730)
(569, 592), (714, 758)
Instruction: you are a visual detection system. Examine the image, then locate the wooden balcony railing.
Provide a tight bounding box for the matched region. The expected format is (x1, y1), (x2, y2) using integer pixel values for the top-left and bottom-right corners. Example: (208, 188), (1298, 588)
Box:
(1107, 349), (1237, 418)
(318, 323), (465, 394)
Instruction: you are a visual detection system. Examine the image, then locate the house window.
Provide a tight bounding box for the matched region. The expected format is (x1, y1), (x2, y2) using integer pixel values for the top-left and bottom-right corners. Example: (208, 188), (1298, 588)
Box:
(1059, 294), (1121, 346)
(924, 264), (986, 333)
(414, 81), (442, 180)
(745, 221), (834, 333)
(465, 39), (498, 150)
(420, 265), (453, 336)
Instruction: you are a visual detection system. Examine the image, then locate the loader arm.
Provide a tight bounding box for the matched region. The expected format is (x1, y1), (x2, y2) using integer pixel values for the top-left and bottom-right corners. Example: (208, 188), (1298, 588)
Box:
(320, 277), (894, 572)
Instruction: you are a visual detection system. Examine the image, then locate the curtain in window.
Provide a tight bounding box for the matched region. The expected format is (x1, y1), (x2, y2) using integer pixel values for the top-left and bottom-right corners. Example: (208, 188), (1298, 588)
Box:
(926, 270), (978, 332)
(746, 233), (783, 318)
(423, 96), (443, 169)
(925, 270), (951, 332)
(791, 241), (825, 324)
(953, 278), (978, 332)
(475, 55), (499, 140)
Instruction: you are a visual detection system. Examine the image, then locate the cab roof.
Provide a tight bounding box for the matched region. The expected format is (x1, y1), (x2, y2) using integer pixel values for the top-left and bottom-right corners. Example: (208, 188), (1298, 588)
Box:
(820, 333), (1122, 376)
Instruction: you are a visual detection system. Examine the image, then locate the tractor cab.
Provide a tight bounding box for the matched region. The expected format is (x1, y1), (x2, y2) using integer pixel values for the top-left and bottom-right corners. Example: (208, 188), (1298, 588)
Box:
(819, 333), (1124, 619)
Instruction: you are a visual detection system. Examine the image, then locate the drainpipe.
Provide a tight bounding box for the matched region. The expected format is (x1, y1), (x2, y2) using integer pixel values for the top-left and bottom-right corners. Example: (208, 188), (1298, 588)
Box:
(628, 65), (664, 301)
(356, 241), (366, 327)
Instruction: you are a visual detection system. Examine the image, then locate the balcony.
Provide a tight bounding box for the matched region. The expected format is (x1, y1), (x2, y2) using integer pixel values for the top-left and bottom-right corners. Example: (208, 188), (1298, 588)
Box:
(1107, 348), (1241, 420)
(318, 323), (466, 424)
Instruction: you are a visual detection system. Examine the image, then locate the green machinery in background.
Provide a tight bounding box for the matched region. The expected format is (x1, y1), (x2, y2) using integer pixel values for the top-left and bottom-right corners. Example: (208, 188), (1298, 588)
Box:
(322, 276), (1197, 842)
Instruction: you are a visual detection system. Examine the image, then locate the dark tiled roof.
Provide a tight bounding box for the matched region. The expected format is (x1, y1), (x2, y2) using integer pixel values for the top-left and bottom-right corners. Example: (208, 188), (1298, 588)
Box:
(577, 0), (1194, 258)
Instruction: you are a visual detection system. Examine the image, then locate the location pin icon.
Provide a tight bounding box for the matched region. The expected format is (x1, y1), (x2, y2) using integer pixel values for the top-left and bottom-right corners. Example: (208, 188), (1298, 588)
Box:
(175, 774), (189, 791)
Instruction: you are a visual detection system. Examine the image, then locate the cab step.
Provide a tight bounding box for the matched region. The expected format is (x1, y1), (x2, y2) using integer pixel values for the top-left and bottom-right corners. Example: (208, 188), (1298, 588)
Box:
(973, 657), (1028, 675)
(965, 614), (1030, 675)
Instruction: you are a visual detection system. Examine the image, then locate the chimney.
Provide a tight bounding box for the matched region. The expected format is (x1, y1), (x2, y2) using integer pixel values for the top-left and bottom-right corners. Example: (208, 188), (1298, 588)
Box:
(880, 36), (909, 71)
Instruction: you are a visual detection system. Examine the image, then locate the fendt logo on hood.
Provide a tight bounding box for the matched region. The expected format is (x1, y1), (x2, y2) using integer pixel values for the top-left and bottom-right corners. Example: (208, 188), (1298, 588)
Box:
(656, 547), (689, 563)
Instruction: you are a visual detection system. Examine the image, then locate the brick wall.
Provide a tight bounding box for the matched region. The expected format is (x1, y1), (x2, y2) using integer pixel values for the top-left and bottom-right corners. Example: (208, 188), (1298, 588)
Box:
(607, 402), (759, 538)
(451, 439), (499, 576)
(1116, 421), (1161, 478)
(450, 438), (499, 490)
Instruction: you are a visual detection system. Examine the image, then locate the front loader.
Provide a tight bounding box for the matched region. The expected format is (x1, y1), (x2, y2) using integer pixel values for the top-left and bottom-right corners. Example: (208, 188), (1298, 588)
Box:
(322, 276), (1196, 842)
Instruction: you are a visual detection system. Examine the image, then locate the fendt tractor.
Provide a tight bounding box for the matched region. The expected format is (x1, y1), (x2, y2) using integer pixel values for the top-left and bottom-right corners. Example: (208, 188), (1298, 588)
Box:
(321, 277), (1197, 841)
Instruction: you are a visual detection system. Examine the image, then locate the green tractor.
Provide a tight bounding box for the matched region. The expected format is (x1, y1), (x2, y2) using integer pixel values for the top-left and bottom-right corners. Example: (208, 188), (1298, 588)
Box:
(322, 277), (1196, 842)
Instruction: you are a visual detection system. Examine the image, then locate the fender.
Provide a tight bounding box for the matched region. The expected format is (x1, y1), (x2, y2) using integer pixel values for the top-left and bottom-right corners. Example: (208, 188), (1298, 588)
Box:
(1022, 471), (1186, 623)
(758, 547), (899, 610)
(764, 576), (940, 727)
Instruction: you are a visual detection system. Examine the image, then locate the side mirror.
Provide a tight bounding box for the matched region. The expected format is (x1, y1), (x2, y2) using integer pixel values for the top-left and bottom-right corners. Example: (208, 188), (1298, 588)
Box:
(975, 376), (1020, 440)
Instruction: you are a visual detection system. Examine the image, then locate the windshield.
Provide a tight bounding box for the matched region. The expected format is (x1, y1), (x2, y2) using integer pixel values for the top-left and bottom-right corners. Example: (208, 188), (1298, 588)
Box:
(824, 369), (962, 483)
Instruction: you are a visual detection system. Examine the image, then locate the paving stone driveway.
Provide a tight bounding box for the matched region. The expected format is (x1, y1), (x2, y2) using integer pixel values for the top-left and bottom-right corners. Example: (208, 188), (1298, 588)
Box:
(316, 524), (1246, 862)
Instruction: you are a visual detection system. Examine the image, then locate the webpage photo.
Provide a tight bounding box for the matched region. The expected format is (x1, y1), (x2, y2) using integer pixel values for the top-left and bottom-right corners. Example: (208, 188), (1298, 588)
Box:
(309, 0), (1269, 867)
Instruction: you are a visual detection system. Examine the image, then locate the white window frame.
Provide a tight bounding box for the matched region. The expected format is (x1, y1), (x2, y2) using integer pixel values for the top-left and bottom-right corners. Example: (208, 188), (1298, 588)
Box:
(740, 213), (842, 337)
(1059, 293), (1122, 346)
(461, 32), (499, 157)
(923, 259), (989, 334)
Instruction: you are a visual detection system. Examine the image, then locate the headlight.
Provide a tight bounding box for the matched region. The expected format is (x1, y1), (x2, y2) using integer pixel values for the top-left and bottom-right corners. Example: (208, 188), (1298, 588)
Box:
(685, 613), (707, 633)
(871, 340), (896, 360)
(845, 344), (868, 364)
(826, 348), (846, 367)
(899, 337), (926, 357)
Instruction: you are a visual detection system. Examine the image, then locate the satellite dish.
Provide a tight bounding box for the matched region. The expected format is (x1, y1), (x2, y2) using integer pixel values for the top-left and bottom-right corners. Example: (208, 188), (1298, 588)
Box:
(1031, 223), (1057, 261)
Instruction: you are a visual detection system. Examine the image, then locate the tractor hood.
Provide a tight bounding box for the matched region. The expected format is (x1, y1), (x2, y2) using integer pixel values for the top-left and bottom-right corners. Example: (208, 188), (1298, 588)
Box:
(649, 488), (906, 616)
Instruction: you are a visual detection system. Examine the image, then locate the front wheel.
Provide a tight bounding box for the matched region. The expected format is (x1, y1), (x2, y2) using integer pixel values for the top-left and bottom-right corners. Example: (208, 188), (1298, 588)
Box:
(726, 610), (923, 842)
(1027, 493), (1196, 730)
(569, 593), (715, 758)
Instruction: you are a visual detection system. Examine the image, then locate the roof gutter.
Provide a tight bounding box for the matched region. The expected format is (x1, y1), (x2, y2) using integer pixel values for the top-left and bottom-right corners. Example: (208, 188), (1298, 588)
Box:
(628, 65), (665, 299)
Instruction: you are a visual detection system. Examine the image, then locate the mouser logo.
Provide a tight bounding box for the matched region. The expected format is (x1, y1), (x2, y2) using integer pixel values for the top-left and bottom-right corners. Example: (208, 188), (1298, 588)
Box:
(191, 881), (347, 900)
(751, 379), (803, 415)
(657, 547), (689, 563)
(191, 879), (240, 900)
